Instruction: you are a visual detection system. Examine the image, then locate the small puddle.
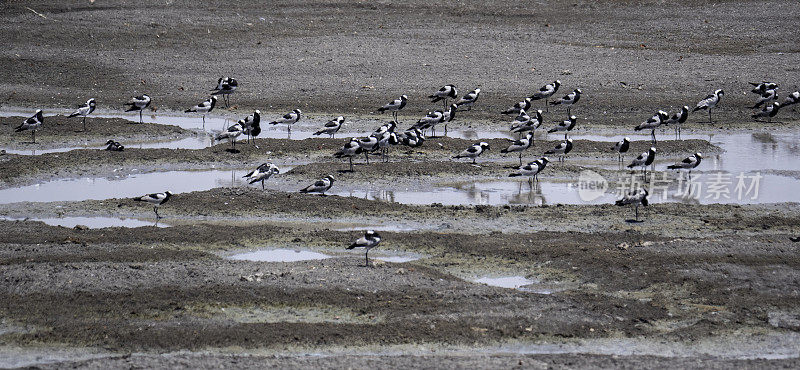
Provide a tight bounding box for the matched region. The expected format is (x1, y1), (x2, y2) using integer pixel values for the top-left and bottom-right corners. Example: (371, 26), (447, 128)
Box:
(228, 248), (331, 262)
(372, 251), (426, 263)
(0, 216), (169, 228)
(473, 275), (556, 294)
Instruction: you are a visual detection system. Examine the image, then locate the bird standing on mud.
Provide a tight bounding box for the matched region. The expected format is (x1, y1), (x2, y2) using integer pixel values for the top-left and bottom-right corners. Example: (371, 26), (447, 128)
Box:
(429, 84), (458, 110)
(613, 137), (630, 163)
(501, 132), (534, 166)
(240, 110), (261, 144)
(214, 122), (243, 152)
(752, 102), (781, 123)
(133, 191), (173, 219)
(68, 98), (96, 132)
(15, 109), (44, 144)
(616, 188), (649, 221)
(693, 89), (724, 123)
(243, 162), (280, 190)
(211, 77), (237, 108)
(124, 94), (151, 124)
(529, 80), (561, 111)
(455, 88), (481, 111)
(550, 89), (581, 115)
(378, 95), (408, 124)
(502, 97), (532, 115)
(300, 175), (335, 195)
(545, 138), (573, 162)
(347, 230), (382, 267)
(334, 138), (363, 172)
(454, 142), (490, 164)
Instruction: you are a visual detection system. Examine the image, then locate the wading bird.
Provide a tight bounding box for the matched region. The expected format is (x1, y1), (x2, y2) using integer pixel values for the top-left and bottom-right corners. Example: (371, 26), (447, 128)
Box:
(133, 191), (172, 219)
(68, 98), (96, 132)
(15, 109), (43, 144)
(454, 142), (490, 164)
(243, 162), (280, 190)
(501, 132), (534, 166)
(378, 95), (407, 123)
(529, 80), (561, 111)
(211, 77), (237, 107)
(615, 188), (649, 221)
(693, 89), (724, 123)
(124, 94), (151, 124)
(429, 84), (458, 110)
(184, 96), (217, 127)
(347, 230), (382, 267)
(314, 116), (344, 138)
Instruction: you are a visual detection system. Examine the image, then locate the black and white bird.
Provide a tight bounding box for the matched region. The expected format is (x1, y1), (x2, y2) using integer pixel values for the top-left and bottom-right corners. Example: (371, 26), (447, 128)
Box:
(501, 132), (534, 166)
(378, 95), (408, 123)
(665, 106), (689, 138)
(750, 82), (777, 95)
(548, 115), (578, 139)
(667, 152), (703, 176)
(400, 128), (425, 148)
(529, 80), (561, 111)
(300, 175), (335, 195)
(752, 88), (778, 109)
(133, 191), (172, 219)
(429, 84), (458, 109)
(376, 131), (399, 162)
(214, 122), (243, 151)
(314, 116), (345, 138)
(269, 109), (301, 133)
(454, 142), (490, 164)
(627, 147), (657, 175)
(68, 98), (96, 132)
(693, 89), (724, 123)
(783, 91), (800, 107)
(545, 138), (573, 162)
(104, 139), (124, 152)
(211, 77), (238, 107)
(509, 157), (549, 184)
(455, 88), (481, 111)
(752, 102), (781, 122)
(334, 138), (363, 172)
(239, 110), (261, 144)
(511, 109), (543, 135)
(184, 96), (217, 127)
(502, 97), (531, 115)
(15, 109), (44, 143)
(243, 162), (280, 190)
(372, 121), (396, 137)
(550, 89), (581, 115)
(634, 110), (669, 144)
(124, 94), (151, 124)
(412, 110), (444, 137)
(347, 230), (382, 267)
(441, 104), (457, 137)
(615, 188), (649, 221)
(357, 135), (380, 164)
(613, 137), (630, 163)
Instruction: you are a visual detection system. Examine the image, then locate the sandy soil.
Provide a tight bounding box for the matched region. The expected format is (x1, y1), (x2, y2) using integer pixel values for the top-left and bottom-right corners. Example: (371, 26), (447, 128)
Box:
(2, 0), (800, 367)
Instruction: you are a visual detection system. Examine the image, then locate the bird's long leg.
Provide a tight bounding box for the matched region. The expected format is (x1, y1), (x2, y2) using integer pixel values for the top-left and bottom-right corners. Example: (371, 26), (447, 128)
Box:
(365, 249), (370, 267)
(82, 116), (87, 132)
(154, 206), (161, 219)
(651, 129), (657, 145)
(202, 115), (206, 129)
(518, 152), (523, 166)
(32, 130), (36, 144)
(364, 151), (370, 165)
(443, 124), (448, 138)
(635, 205), (639, 221)
(472, 158), (476, 164)
(708, 109), (712, 123)
(261, 180), (265, 190)
(139, 110), (143, 124)
(349, 157), (354, 172)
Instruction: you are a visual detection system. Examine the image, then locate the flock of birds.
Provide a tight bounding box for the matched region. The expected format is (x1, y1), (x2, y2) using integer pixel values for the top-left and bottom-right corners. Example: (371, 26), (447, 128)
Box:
(9, 78), (799, 259)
